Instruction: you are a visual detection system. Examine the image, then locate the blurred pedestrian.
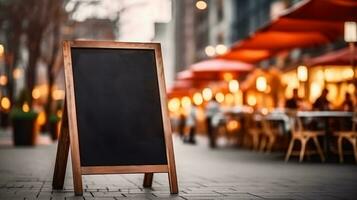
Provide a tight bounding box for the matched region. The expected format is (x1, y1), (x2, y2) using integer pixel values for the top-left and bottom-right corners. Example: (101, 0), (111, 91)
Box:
(205, 97), (220, 148)
(341, 92), (354, 112)
(178, 108), (186, 139)
(285, 88), (300, 110)
(185, 104), (197, 144)
(313, 88), (330, 111)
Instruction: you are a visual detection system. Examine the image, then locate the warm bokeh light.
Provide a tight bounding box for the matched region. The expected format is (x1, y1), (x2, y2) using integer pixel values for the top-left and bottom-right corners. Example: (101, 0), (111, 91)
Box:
(310, 82), (322, 102)
(227, 120), (239, 131)
(32, 88), (41, 100)
(57, 110), (63, 118)
(315, 69), (324, 81)
(13, 68), (23, 79)
(0, 75), (7, 86)
(347, 83), (355, 94)
(261, 108), (268, 115)
(256, 76), (267, 92)
(326, 84), (338, 103)
(297, 65), (308, 82)
(247, 95), (257, 106)
(202, 87), (213, 101)
(52, 90), (65, 100)
(181, 96), (191, 109)
(344, 21), (357, 42)
(343, 68), (354, 79)
(266, 85), (271, 93)
(0, 44), (4, 56)
(37, 111), (46, 126)
(234, 92), (243, 106)
(228, 80), (239, 93)
(168, 98), (180, 112)
(22, 102), (30, 113)
(215, 44), (227, 55)
(193, 92), (203, 105)
(205, 45), (215, 57)
(196, 0), (207, 10)
(215, 92), (225, 103)
(225, 93), (234, 105)
(223, 72), (233, 81)
(0, 97), (11, 110)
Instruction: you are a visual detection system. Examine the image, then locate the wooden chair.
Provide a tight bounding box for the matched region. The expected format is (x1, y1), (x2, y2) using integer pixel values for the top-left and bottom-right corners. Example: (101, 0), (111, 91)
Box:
(244, 113), (263, 150)
(259, 118), (279, 153)
(334, 113), (357, 163)
(285, 113), (325, 162)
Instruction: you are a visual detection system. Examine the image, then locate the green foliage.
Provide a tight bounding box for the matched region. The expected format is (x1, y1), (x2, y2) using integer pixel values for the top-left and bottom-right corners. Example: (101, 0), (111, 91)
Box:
(10, 89), (37, 120)
(49, 114), (60, 123)
(10, 107), (37, 120)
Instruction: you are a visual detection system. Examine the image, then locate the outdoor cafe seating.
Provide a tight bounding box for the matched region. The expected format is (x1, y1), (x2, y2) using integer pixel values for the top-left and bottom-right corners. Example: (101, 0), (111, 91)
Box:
(284, 112), (325, 162)
(220, 108), (356, 163)
(334, 113), (357, 163)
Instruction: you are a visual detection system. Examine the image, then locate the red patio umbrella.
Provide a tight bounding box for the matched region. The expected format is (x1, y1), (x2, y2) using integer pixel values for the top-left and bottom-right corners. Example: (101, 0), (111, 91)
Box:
(283, 0), (357, 21)
(263, 18), (343, 40)
(307, 47), (357, 66)
(232, 31), (330, 52)
(189, 59), (254, 80)
(219, 49), (272, 63)
(177, 70), (194, 80)
(167, 80), (193, 98)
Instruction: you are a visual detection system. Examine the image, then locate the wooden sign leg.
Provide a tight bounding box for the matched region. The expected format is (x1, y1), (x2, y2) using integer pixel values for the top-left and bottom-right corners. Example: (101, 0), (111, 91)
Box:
(167, 141), (178, 194)
(143, 173), (153, 188)
(168, 162), (178, 194)
(53, 105), (70, 189)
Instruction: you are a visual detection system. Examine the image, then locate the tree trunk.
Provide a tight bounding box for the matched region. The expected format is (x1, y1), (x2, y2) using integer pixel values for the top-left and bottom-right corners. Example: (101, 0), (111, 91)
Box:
(44, 19), (61, 132)
(27, 38), (41, 107)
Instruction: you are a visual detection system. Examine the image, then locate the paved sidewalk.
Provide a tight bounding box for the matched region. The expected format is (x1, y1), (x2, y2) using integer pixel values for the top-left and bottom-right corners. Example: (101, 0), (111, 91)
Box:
(0, 132), (357, 200)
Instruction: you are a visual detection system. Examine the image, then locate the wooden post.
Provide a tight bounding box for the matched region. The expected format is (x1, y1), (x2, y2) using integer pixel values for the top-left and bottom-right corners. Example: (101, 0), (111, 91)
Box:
(52, 102), (70, 189)
(143, 173), (154, 188)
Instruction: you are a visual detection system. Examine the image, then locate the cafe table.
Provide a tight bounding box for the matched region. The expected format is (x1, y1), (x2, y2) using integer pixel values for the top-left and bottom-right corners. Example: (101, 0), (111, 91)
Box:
(296, 111), (354, 157)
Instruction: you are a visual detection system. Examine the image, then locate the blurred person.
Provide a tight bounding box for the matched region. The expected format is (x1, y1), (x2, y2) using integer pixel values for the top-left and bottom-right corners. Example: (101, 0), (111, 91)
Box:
(285, 88), (300, 110)
(341, 92), (354, 112)
(205, 97), (220, 148)
(178, 108), (186, 139)
(313, 88), (330, 111)
(185, 104), (197, 144)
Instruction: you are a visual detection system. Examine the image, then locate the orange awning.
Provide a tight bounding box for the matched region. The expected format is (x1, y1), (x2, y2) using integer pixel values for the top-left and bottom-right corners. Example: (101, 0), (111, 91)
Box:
(219, 49), (272, 63)
(263, 18), (343, 40)
(232, 31), (330, 52)
(220, 0), (357, 63)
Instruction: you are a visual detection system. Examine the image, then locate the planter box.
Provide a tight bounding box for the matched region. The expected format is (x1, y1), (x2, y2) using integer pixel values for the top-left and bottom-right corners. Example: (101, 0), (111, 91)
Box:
(11, 108), (38, 146)
(12, 118), (37, 146)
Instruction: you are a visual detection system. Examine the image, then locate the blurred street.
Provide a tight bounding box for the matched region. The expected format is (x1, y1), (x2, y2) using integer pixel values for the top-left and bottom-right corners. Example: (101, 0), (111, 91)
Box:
(1, 131), (357, 200)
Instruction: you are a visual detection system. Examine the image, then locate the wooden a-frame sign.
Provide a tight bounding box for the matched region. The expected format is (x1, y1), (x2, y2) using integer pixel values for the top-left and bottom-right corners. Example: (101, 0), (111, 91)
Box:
(52, 41), (178, 195)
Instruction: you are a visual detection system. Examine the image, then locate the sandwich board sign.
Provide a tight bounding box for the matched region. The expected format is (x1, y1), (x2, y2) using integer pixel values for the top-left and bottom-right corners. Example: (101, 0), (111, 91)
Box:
(52, 41), (178, 195)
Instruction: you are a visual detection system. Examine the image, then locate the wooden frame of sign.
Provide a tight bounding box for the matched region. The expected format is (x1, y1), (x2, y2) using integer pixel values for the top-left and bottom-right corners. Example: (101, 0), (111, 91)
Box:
(52, 41), (178, 195)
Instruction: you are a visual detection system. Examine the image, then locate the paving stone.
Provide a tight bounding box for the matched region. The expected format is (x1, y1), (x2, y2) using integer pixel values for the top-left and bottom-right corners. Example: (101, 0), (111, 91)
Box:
(1, 135), (357, 199)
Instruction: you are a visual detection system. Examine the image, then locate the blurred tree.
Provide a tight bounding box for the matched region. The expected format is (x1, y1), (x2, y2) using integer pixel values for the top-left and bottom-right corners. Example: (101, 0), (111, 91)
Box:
(0, 0), (68, 131)
(0, 0), (29, 106)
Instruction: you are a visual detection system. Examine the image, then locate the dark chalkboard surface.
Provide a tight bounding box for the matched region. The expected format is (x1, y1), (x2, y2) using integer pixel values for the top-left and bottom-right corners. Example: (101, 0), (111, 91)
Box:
(71, 47), (167, 166)
(53, 41), (178, 195)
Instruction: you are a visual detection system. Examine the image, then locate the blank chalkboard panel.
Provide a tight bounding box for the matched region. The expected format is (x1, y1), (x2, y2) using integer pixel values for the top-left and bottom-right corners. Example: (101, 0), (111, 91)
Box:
(71, 47), (168, 166)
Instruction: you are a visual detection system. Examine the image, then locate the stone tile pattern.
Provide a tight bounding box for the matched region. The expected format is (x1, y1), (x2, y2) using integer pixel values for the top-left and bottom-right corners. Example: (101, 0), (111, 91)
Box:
(0, 134), (357, 200)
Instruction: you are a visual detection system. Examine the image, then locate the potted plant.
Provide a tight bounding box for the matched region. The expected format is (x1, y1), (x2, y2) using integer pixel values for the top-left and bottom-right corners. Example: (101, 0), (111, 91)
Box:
(10, 90), (38, 146)
(49, 113), (60, 140)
